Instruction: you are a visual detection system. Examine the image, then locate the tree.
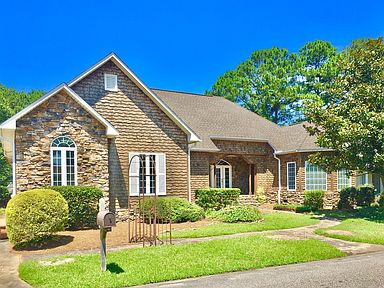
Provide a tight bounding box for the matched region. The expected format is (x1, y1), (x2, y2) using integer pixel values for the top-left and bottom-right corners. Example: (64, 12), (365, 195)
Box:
(299, 40), (338, 105)
(207, 47), (303, 125)
(0, 84), (45, 187)
(305, 38), (384, 175)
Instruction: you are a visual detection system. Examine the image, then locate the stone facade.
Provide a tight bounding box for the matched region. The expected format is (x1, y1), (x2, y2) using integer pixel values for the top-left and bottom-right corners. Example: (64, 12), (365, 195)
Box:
(71, 60), (189, 216)
(279, 152), (356, 208)
(15, 91), (109, 195)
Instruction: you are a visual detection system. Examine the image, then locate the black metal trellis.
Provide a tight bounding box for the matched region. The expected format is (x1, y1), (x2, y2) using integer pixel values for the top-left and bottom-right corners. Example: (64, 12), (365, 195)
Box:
(127, 154), (172, 247)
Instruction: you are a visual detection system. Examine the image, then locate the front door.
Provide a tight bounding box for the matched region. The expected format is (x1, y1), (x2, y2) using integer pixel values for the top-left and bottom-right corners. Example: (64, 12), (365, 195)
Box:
(211, 160), (232, 188)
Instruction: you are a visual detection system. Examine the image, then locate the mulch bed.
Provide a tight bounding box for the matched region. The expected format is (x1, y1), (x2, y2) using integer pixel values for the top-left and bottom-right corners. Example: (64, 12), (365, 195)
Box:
(10, 219), (216, 257)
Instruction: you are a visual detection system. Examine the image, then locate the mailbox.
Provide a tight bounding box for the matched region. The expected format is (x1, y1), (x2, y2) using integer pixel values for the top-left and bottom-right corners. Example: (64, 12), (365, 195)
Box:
(97, 211), (116, 228)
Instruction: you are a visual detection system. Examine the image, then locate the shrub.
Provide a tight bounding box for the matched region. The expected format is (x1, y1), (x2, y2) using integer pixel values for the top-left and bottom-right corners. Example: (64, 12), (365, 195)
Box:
(141, 197), (204, 223)
(273, 204), (311, 213)
(6, 189), (68, 247)
(195, 188), (240, 210)
(338, 187), (357, 210)
(304, 190), (325, 211)
(255, 187), (266, 204)
(47, 186), (103, 229)
(0, 186), (11, 207)
(378, 192), (384, 208)
(356, 184), (375, 207)
(209, 205), (262, 223)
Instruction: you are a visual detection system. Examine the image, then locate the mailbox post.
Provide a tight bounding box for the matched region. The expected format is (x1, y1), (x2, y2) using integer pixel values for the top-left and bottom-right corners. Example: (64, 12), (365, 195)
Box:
(97, 210), (116, 271)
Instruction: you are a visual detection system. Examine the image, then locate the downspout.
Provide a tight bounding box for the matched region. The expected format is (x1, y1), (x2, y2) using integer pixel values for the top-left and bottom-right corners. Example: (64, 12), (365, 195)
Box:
(12, 138), (16, 197)
(187, 144), (192, 203)
(273, 151), (281, 205)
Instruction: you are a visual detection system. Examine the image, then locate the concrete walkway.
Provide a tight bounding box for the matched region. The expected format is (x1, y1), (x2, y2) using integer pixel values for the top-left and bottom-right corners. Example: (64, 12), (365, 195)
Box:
(0, 214), (30, 288)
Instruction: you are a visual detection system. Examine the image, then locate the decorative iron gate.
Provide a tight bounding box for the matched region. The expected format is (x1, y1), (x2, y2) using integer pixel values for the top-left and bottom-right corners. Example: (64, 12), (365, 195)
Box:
(127, 154), (172, 247)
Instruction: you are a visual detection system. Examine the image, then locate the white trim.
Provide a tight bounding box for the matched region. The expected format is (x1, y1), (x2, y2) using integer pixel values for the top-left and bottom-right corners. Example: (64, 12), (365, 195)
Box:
(67, 53), (201, 144)
(104, 73), (118, 91)
(128, 152), (166, 196)
(12, 138), (16, 197)
(187, 144), (191, 202)
(190, 148), (221, 153)
(286, 161), (296, 191)
(0, 84), (119, 138)
(275, 148), (333, 155)
(337, 169), (352, 191)
(50, 136), (77, 186)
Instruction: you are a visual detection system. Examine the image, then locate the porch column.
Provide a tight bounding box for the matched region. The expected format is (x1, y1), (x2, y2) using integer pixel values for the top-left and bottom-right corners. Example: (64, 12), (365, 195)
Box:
(213, 164), (216, 188)
(253, 164), (257, 194)
(248, 164), (252, 195)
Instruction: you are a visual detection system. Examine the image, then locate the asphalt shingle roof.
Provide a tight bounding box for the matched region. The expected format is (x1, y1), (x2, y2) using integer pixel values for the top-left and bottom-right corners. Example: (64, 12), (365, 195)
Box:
(152, 88), (322, 153)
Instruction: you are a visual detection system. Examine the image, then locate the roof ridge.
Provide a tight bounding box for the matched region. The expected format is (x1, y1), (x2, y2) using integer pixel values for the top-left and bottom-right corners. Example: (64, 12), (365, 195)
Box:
(151, 88), (212, 97)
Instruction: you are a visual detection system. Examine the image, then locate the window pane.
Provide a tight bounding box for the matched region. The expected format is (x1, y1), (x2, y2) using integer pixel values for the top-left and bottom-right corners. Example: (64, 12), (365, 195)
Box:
(215, 168), (221, 188)
(224, 167), (230, 188)
(139, 155), (146, 194)
(66, 150), (75, 186)
(337, 169), (351, 191)
(287, 163), (296, 190)
(149, 155), (156, 194)
(305, 161), (327, 190)
(53, 150), (62, 186)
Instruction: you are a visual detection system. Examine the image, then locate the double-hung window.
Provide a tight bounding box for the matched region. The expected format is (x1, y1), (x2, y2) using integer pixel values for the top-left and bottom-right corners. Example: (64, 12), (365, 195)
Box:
(51, 136), (77, 186)
(129, 153), (166, 196)
(287, 162), (296, 191)
(337, 169), (352, 191)
(305, 161), (327, 190)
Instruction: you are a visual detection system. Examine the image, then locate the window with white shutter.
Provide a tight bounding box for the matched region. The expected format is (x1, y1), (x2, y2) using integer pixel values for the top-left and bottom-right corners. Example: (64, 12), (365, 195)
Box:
(129, 153), (166, 196)
(104, 73), (118, 91)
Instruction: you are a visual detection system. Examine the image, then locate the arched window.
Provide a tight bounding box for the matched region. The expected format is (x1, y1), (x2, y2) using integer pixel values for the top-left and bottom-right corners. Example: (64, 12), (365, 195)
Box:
(210, 159), (232, 188)
(50, 136), (77, 186)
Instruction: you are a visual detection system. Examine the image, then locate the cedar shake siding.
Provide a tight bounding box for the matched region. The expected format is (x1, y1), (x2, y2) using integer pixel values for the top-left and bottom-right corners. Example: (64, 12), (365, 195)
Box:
(15, 91), (109, 195)
(71, 60), (189, 215)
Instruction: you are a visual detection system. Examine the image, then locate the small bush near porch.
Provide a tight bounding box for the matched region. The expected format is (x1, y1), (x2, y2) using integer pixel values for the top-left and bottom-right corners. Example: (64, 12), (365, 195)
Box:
(19, 235), (344, 288)
(195, 188), (240, 210)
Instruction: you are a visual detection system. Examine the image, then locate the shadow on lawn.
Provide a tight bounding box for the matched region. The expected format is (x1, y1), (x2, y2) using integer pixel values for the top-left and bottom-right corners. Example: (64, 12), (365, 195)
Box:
(107, 263), (125, 274)
(313, 207), (384, 223)
(13, 235), (74, 251)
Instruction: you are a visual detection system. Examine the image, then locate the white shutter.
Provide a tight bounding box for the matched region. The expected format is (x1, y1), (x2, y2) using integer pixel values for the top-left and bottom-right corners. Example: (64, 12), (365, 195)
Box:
(129, 153), (140, 196)
(156, 154), (166, 195)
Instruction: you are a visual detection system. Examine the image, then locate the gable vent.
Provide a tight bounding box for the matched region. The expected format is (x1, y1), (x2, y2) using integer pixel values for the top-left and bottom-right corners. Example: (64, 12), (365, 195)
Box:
(104, 73), (118, 91)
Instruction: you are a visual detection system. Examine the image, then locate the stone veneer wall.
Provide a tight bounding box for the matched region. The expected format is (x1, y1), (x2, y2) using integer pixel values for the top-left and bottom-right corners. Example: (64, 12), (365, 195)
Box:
(279, 152), (356, 209)
(15, 91), (109, 196)
(71, 60), (189, 216)
(190, 141), (278, 203)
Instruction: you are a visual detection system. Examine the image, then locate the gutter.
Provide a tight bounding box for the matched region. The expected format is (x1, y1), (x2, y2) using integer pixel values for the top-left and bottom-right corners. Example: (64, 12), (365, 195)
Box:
(273, 151), (281, 205)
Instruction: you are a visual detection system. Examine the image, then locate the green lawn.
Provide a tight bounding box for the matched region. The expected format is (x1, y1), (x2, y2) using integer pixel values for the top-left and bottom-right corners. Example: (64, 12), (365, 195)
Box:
(20, 235), (344, 288)
(315, 207), (384, 245)
(172, 212), (319, 238)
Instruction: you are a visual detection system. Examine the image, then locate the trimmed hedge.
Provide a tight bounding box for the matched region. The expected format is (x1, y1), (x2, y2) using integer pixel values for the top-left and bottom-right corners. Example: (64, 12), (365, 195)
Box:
(195, 188), (240, 210)
(141, 197), (205, 223)
(47, 186), (103, 229)
(6, 189), (68, 247)
(304, 190), (325, 211)
(273, 204), (311, 213)
(379, 192), (384, 208)
(209, 205), (262, 223)
(338, 185), (375, 210)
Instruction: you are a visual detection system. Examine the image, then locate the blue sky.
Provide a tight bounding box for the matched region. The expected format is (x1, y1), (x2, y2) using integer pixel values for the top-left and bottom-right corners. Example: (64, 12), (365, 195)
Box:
(0, 0), (383, 94)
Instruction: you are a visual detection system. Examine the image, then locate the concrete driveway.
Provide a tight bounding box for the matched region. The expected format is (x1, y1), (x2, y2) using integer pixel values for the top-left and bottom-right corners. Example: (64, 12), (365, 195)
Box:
(139, 251), (384, 288)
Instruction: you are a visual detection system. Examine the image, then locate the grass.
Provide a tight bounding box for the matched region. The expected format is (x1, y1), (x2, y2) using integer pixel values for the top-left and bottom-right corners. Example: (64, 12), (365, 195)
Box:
(172, 212), (319, 238)
(315, 207), (384, 245)
(20, 235), (344, 288)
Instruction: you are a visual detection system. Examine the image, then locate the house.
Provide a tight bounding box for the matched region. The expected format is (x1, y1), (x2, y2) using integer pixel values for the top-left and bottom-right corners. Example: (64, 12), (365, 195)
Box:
(0, 53), (378, 217)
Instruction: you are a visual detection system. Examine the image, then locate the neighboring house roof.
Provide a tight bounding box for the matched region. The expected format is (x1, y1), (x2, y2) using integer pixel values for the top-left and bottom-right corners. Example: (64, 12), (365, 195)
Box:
(68, 53), (201, 144)
(152, 89), (327, 153)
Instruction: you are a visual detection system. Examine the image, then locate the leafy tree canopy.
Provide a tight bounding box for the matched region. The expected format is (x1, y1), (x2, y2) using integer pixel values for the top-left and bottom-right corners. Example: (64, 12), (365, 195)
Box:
(305, 37), (384, 175)
(207, 41), (338, 125)
(0, 84), (45, 187)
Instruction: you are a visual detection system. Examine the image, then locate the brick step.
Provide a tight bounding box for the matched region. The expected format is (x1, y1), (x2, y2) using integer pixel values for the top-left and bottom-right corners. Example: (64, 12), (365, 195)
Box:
(0, 225), (7, 240)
